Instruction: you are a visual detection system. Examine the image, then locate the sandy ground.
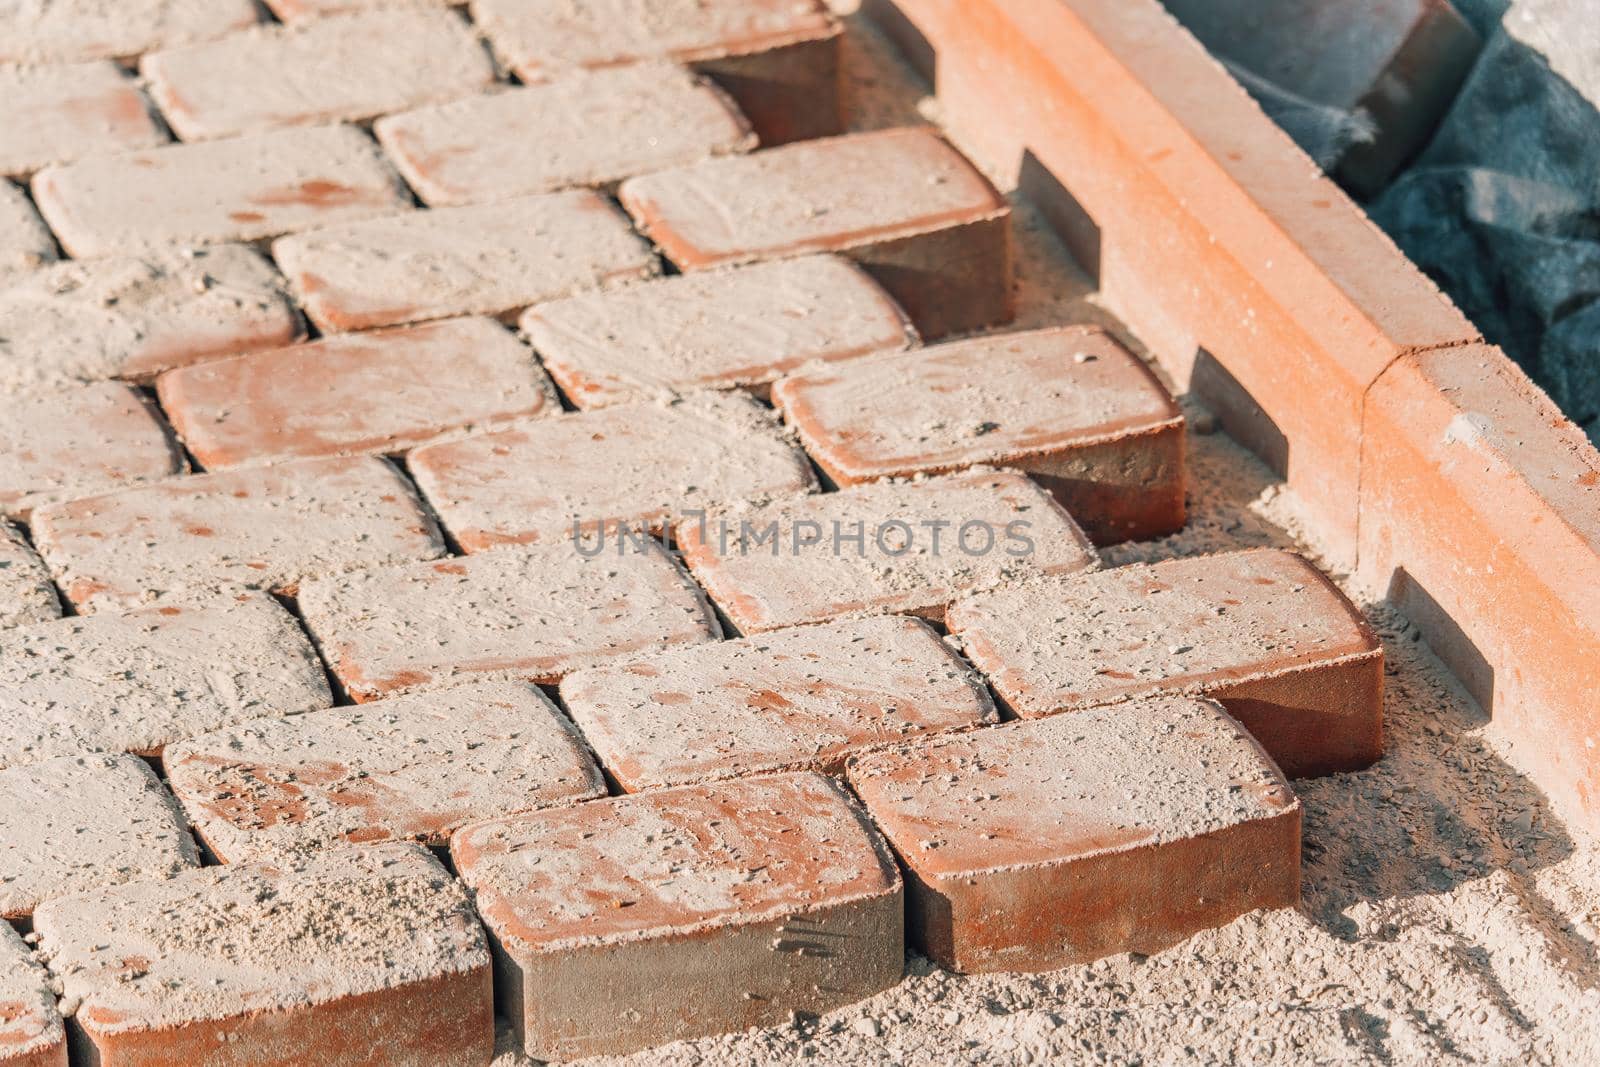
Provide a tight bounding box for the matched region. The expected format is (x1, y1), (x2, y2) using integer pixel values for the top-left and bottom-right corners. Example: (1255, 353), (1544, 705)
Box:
(500, 6), (1600, 1063)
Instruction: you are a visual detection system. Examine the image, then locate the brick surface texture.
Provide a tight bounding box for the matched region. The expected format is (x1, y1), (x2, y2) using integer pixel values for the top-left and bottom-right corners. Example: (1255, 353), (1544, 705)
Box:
(0, 62), (167, 178)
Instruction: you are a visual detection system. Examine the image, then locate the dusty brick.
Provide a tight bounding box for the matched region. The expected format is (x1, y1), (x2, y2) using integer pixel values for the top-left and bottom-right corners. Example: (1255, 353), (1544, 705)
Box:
(0, 0), (258, 65)
(156, 317), (559, 470)
(946, 548), (1383, 777)
(0, 382), (184, 520)
(31, 455), (444, 613)
(774, 326), (1186, 544)
(0, 753), (198, 921)
(143, 10), (494, 142)
(620, 126), (1011, 338)
(272, 190), (657, 333)
(451, 772), (902, 1059)
(846, 699), (1301, 972)
(0, 593), (330, 769)
(0, 62), (167, 178)
(0, 245), (301, 393)
(561, 614), (997, 791)
(33, 843), (494, 1066)
(31, 124), (410, 257)
(526, 254), (916, 409)
(0, 522), (60, 629)
(0, 924), (65, 1067)
(408, 392), (816, 551)
(0, 182), (55, 278)
(675, 470), (1098, 633)
(376, 63), (754, 208)
(267, 0), (455, 22)
(298, 541), (720, 700)
(471, 0), (842, 145)
(166, 680), (605, 863)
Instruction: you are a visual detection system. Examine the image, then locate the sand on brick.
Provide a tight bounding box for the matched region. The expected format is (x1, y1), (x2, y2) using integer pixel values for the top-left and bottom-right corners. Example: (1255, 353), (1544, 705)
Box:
(0, 522), (60, 629)
(0, 924), (64, 1067)
(0, 61), (167, 178)
(0, 182), (56, 278)
(0, 0), (258, 64)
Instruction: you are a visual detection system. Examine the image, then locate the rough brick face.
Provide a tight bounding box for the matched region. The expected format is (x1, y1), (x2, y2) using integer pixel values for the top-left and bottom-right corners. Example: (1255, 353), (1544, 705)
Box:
(471, 0), (842, 144)
(0, 382), (184, 520)
(0, 753), (198, 920)
(408, 392), (816, 551)
(157, 318), (559, 470)
(675, 470), (1098, 633)
(31, 124), (410, 257)
(774, 326), (1186, 544)
(273, 190), (657, 333)
(847, 700), (1301, 972)
(0, 0), (259, 65)
(0, 62), (167, 178)
(0, 182), (55, 278)
(167, 680), (605, 863)
(946, 548), (1383, 777)
(143, 10), (495, 142)
(0, 924), (65, 1067)
(0, 245), (301, 393)
(376, 63), (755, 208)
(32, 455), (444, 613)
(0, 594), (330, 769)
(620, 126), (1012, 338)
(0, 522), (60, 629)
(451, 772), (902, 1059)
(526, 255), (916, 408)
(297, 541), (720, 700)
(561, 614), (997, 791)
(266, 0), (453, 22)
(32, 843), (494, 1067)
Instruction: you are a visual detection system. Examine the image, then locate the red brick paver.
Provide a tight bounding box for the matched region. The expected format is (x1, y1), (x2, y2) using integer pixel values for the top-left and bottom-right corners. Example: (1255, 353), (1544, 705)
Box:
(0, 594), (330, 769)
(847, 699), (1301, 972)
(143, 10), (494, 142)
(0, 753), (198, 921)
(675, 470), (1098, 633)
(774, 326), (1186, 544)
(31, 124), (410, 257)
(409, 392), (816, 551)
(297, 541), (720, 700)
(376, 63), (754, 208)
(471, 0), (842, 144)
(0, 522), (60, 629)
(32, 455), (444, 613)
(0, 245), (301, 393)
(0, 182), (55, 278)
(272, 190), (657, 333)
(620, 126), (1011, 338)
(32, 843), (493, 1066)
(0, 62), (166, 178)
(167, 680), (605, 863)
(0, 0), (258, 65)
(526, 254), (916, 408)
(452, 772), (902, 1059)
(561, 614), (997, 791)
(0, 382), (184, 520)
(157, 318), (559, 470)
(0, 924), (64, 1067)
(946, 548), (1383, 777)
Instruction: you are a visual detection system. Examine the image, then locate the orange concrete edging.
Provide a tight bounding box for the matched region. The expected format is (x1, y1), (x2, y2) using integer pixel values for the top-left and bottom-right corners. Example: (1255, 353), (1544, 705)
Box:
(868, 0), (1600, 829)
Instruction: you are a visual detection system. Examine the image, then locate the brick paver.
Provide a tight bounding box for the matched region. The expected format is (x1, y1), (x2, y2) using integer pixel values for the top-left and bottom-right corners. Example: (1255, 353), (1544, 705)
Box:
(266, 0), (454, 22)
(0, 594), (330, 769)
(847, 699), (1301, 972)
(143, 10), (494, 142)
(376, 63), (754, 207)
(298, 541), (720, 700)
(675, 470), (1098, 633)
(451, 772), (902, 1059)
(0, 753), (198, 921)
(0, 0), (258, 65)
(32, 843), (493, 1066)
(32, 124), (410, 257)
(0, 382), (184, 520)
(561, 614), (997, 791)
(0, 182), (55, 278)
(0, 245), (301, 393)
(273, 190), (657, 333)
(526, 254), (915, 408)
(409, 392), (816, 551)
(157, 318), (559, 470)
(946, 548), (1384, 777)
(0, 62), (167, 178)
(0, 523), (60, 629)
(774, 326), (1187, 543)
(620, 126), (1011, 338)
(32, 455), (444, 613)
(0, 924), (64, 1067)
(166, 680), (605, 862)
